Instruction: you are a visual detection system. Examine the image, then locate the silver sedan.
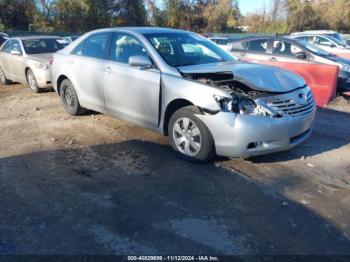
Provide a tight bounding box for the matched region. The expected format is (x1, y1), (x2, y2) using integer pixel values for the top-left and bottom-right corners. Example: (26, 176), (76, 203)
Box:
(0, 36), (68, 92)
(51, 28), (316, 162)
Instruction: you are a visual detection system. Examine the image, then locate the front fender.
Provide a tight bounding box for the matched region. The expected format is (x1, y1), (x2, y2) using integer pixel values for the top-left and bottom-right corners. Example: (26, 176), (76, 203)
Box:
(161, 73), (229, 112)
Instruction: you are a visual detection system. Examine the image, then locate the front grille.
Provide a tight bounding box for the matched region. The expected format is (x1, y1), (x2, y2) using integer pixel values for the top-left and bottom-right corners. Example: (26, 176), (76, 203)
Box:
(266, 89), (315, 117)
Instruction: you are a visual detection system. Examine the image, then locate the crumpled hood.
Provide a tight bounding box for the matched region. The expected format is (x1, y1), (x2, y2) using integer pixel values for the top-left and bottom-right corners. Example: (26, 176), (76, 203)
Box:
(178, 61), (306, 93)
(27, 53), (53, 64)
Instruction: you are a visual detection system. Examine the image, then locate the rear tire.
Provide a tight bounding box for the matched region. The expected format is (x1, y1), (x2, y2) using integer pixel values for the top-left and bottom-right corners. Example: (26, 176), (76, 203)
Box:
(60, 79), (86, 116)
(168, 106), (215, 163)
(26, 69), (40, 93)
(0, 66), (10, 85)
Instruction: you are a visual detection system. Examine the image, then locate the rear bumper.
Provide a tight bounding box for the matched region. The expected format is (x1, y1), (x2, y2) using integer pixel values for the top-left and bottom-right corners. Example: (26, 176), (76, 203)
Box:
(196, 108), (316, 158)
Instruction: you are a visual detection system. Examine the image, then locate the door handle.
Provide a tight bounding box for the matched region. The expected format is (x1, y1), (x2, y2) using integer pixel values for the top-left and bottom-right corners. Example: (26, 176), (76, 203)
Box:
(102, 67), (112, 74)
(67, 59), (74, 65)
(269, 57), (277, 62)
(240, 52), (246, 57)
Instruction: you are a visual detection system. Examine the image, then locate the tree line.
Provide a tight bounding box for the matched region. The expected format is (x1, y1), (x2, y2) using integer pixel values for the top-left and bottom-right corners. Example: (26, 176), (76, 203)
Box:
(0, 0), (349, 34)
(244, 0), (350, 34)
(0, 0), (241, 33)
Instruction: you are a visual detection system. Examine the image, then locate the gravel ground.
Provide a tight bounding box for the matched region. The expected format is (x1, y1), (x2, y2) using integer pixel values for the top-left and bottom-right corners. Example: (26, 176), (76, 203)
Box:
(0, 84), (350, 255)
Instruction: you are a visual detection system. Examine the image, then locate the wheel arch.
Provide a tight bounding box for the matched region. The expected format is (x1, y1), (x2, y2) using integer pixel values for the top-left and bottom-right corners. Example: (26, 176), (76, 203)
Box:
(57, 75), (69, 95)
(163, 98), (195, 136)
(24, 67), (31, 82)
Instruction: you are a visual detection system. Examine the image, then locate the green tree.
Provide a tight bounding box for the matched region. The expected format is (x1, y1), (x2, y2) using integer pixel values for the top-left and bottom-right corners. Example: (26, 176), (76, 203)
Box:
(0, 0), (36, 31)
(203, 0), (241, 32)
(146, 0), (165, 26)
(112, 0), (147, 26)
(285, 0), (322, 32)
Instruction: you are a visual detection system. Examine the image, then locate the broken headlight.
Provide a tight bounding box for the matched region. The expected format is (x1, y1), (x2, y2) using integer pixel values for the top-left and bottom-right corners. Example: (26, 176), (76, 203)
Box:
(213, 95), (269, 116)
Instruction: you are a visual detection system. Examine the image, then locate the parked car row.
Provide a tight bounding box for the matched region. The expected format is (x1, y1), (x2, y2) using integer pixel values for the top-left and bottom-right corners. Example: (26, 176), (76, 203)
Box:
(230, 36), (350, 93)
(208, 30), (350, 96)
(0, 28), (316, 162)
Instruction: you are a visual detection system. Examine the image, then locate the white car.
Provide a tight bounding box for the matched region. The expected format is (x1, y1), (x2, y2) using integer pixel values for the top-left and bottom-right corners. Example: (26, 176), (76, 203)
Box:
(290, 34), (350, 55)
(209, 37), (233, 52)
(291, 30), (346, 43)
(0, 36), (68, 92)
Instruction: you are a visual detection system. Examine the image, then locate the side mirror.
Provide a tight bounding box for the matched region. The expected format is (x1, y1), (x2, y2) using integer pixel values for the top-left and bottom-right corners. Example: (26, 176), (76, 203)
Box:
(296, 52), (307, 60)
(11, 50), (21, 56)
(128, 55), (152, 69)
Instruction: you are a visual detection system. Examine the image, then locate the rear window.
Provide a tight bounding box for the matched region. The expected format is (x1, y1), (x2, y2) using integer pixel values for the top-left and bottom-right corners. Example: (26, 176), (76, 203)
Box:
(22, 38), (67, 54)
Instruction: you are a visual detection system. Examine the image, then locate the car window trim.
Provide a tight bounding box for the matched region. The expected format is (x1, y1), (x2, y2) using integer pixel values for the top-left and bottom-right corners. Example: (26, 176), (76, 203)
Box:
(107, 31), (159, 70)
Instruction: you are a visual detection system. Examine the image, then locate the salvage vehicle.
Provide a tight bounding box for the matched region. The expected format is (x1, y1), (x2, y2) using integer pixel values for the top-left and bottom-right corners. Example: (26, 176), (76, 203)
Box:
(291, 30), (349, 46)
(290, 34), (350, 59)
(230, 36), (350, 93)
(51, 28), (316, 162)
(0, 36), (68, 92)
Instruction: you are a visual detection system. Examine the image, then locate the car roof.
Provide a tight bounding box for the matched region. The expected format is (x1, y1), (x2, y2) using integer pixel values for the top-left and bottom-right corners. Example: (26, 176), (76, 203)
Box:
(12, 35), (61, 40)
(293, 34), (332, 38)
(292, 30), (338, 35)
(231, 35), (297, 42)
(209, 37), (228, 40)
(88, 27), (190, 35)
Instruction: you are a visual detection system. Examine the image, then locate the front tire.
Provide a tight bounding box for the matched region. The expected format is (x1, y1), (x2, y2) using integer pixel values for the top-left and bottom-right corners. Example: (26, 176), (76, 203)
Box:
(60, 79), (85, 116)
(26, 69), (40, 93)
(169, 106), (215, 163)
(0, 66), (10, 85)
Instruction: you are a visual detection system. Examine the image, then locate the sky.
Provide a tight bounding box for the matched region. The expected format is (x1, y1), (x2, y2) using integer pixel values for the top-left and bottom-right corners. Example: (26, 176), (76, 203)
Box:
(238, 0), (271, 15)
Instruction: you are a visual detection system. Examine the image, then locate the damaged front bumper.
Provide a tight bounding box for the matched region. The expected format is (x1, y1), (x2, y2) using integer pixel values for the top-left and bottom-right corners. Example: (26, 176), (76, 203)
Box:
(196, 109), (316, 158)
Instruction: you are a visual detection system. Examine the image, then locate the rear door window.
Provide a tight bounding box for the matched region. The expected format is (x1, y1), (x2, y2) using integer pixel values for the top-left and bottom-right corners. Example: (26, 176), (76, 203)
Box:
(81, 33), (109, 59)
(231, 40), (249, 51)
(247, 39), (269, 53)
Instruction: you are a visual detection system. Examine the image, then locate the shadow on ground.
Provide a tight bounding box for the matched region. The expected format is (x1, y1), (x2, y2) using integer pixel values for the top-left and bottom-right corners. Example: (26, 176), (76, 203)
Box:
(0, 140), (349, 255)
